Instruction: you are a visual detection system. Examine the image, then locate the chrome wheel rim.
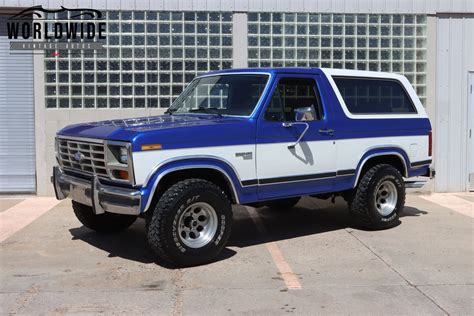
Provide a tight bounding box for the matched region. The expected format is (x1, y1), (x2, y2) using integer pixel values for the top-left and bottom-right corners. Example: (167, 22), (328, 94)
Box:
(177, 202), (218, 249)
(375, 180), (398, 216)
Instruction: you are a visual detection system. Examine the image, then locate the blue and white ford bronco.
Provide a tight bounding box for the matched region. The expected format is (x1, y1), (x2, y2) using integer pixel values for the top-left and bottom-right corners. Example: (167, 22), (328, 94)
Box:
(53, 68), (432, 266)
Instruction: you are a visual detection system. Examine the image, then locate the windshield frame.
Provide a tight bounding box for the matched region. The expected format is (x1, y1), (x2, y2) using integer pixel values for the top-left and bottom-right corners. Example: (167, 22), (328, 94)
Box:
(168, 72), (273, 118)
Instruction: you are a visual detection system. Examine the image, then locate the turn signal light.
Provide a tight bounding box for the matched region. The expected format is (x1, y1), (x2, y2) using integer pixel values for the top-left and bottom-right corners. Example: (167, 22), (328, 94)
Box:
(428, 130), (432, 156)
(118, 170), (129, 180)
(141, 144), (162, 151)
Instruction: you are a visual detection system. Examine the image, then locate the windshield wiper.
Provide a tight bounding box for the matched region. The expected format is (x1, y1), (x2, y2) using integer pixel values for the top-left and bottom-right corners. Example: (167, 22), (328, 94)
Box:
(164, 108), (176, 115)
(189, 107), (223, 117)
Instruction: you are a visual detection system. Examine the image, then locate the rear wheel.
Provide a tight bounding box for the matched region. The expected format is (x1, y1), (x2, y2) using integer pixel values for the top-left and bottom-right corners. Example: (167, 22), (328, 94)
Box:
(349, 164), (405, 229)
(72, 201), (137, 233)
(146, 178), (232, 267)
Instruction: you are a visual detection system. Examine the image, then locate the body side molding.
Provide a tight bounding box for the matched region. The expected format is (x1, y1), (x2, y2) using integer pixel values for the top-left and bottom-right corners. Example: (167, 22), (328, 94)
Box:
(410, 159), (432, 167)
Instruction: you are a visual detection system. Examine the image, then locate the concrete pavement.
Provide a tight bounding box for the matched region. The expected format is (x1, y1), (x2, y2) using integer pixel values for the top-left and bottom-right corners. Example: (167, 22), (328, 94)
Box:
(0, 193), (472, 315)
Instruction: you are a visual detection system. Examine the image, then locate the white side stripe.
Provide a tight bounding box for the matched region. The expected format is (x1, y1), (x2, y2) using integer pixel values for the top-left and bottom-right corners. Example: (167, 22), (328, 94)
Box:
(133, 136), (429, 191)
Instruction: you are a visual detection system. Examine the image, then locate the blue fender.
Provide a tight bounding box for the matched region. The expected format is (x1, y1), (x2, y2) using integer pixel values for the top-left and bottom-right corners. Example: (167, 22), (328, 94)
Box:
(352, 147), (410, 188)
(138, 156), (255, 213)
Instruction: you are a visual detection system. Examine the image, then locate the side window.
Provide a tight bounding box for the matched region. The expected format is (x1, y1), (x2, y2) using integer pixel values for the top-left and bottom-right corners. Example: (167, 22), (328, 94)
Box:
(264, 78), (324, 122)
(333, 77), (417, 114)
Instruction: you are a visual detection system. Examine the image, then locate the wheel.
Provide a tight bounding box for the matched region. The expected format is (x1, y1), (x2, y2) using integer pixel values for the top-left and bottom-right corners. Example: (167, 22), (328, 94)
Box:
(72, 201), (137, 233)
(146, 178), (232, 267)
(263, 197), (301, 210)
(349, 164), (405, 229)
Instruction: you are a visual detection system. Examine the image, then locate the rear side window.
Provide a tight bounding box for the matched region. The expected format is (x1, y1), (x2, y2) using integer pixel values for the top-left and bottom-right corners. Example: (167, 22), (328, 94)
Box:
(333, 77), (416, 114)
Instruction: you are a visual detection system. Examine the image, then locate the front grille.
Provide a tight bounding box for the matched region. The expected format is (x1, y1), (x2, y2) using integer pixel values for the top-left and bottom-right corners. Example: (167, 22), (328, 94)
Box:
(57, 138), (108, 177)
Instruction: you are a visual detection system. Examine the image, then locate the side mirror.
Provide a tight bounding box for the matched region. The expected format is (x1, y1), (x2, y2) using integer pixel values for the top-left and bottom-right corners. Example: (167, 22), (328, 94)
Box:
(294, 105), (317, 122)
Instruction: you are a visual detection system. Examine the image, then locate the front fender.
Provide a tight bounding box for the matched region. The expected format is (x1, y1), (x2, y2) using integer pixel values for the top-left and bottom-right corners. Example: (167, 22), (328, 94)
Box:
(139, 157), (245, 213)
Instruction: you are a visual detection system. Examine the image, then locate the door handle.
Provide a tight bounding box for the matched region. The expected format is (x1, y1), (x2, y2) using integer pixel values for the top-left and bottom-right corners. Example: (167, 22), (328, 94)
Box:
(318, 128), (334, 136)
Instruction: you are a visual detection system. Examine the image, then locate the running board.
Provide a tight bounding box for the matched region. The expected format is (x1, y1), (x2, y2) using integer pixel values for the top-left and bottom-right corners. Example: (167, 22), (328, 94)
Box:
(405, 181), (427, 188)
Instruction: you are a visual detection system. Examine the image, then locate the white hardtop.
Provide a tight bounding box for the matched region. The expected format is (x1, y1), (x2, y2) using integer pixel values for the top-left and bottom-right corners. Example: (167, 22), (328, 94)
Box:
(320, 68), (428, 119)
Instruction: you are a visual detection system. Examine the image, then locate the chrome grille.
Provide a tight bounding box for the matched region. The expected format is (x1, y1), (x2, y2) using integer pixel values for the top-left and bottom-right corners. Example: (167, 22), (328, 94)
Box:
(57, 138), (108, 177)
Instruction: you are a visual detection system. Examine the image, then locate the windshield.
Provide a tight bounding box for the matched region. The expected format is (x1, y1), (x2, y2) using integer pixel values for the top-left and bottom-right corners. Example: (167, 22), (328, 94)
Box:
(168, 74), (269, 116)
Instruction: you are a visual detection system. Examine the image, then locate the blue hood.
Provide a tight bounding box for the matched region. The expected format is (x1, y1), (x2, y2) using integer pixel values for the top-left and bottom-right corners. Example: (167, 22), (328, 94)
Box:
(58, 114), (255, 151)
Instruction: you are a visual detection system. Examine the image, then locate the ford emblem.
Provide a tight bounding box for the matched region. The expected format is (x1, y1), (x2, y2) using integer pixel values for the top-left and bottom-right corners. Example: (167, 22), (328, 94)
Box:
(73, 152), (84, 162)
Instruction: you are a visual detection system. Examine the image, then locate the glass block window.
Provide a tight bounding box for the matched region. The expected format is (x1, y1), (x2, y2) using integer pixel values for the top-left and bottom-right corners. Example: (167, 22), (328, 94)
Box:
(248, 13), (427, 105)
(44, 11), (233, 109)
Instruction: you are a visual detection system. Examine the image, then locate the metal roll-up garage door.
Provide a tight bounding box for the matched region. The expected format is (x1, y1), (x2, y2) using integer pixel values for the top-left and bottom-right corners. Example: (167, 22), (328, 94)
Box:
(0, 36), (36, 192)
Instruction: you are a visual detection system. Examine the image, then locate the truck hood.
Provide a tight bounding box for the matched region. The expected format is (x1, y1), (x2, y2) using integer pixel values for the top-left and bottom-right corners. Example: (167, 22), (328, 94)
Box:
(57, 114), (254, 151)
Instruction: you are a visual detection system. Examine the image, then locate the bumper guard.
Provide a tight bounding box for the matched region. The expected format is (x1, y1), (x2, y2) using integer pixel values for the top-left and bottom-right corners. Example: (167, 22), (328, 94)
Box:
(52, 166), (141, 216)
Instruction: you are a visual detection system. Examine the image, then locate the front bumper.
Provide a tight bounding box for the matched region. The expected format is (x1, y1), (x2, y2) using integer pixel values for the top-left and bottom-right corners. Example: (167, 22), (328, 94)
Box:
(52, 166), (141, 215)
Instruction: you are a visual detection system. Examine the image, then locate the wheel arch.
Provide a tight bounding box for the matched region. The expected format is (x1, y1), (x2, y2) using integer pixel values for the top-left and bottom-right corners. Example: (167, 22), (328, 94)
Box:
(141, 158), (242, 213)
(353, 148), (409, 188)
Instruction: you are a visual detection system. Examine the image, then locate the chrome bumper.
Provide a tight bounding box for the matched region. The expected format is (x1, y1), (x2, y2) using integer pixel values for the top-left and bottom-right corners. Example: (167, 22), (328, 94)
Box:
(52, 166), (141, 215)
(405, 167), (435, 189)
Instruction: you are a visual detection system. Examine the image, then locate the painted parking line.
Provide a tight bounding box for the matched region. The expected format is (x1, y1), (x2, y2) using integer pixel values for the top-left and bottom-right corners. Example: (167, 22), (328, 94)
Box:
(245, 206), (302, 290)
(420, 193), (473, 218)
(0, 197), (61, 243)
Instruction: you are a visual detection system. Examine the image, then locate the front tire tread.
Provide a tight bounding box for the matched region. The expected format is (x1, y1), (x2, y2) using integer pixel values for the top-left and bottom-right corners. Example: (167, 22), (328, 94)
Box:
(146, 178), (232, 267)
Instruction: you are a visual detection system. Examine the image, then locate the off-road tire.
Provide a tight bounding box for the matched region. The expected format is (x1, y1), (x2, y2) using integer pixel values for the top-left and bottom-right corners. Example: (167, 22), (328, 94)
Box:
(146, 178), (232, 267)
(349, 164), (405, 229)
(72, 201), (137, 233)
(264, 197), (301, 210)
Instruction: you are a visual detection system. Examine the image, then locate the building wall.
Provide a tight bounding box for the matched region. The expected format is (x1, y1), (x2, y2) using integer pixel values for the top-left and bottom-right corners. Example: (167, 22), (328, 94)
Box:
(0, 0), (472, 194)
(35, 10), (234, 195)
(434, 14), (474, 192)
(33, 10), (432, 195)
(2, 0), (474, 13)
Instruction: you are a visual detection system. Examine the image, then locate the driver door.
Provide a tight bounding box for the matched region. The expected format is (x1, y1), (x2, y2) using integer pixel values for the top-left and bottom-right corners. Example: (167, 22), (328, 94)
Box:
(256, 74), (336, 200)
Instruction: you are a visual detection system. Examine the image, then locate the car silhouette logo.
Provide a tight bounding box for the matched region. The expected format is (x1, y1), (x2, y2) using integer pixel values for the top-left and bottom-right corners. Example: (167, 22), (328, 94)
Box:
(73, 152), (84, 162)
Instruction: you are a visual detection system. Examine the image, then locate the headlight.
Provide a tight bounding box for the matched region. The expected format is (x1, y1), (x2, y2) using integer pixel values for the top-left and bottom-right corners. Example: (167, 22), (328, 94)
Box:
(105, 142), (134, 184)
(107, 144), (129, 165)
(119, 147), (128, 164)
